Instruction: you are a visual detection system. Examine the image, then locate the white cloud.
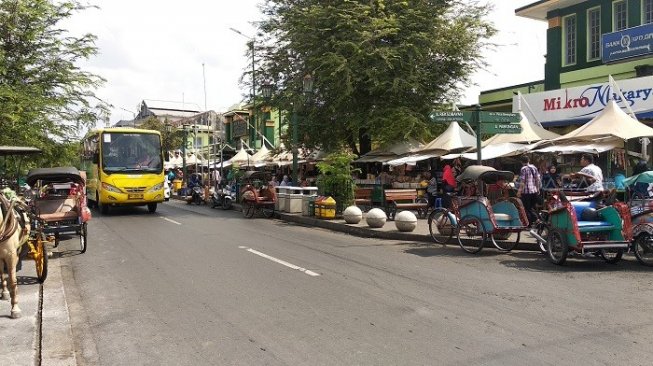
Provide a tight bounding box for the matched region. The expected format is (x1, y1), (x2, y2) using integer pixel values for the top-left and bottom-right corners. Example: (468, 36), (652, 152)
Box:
(65, 1), (546, 124)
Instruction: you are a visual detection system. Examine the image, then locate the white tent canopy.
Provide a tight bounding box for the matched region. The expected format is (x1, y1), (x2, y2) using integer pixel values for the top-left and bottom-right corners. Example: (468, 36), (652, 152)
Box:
(420, 122), (476, 154)
(441, 142), (534, 161)
(355, 139), (423, 163)
(226, 147), (253, 167)
(250, 145), (270, 167)
(482, 111), (559, 146)
(533, 139), (623, 155)
(554, 100), (653, 142)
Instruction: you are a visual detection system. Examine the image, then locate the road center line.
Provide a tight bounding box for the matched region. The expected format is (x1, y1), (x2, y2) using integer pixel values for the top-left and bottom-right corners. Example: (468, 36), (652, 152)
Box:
(161, 217), (182, 225)
(240, 247), (320, 277)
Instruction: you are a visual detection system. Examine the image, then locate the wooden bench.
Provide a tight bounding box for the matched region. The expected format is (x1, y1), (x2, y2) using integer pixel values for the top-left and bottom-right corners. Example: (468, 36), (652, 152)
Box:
(384, 189), (429, 220)
(354, 188), (373, 211)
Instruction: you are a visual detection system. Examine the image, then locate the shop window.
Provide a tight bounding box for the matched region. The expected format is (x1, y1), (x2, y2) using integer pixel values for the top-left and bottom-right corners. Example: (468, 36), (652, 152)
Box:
(613, 0), (628, 31)
(563, 14), (577, 66)
(645, 0), (653, 24)
(588, 7), (601, 61)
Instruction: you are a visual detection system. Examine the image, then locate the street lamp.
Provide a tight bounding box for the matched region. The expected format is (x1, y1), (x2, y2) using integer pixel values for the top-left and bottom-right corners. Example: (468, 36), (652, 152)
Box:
(261, 83), (273, 147)
(229, 27), (258, 147)
(292, 74), (313, 185)
(182, 123), (190, 188)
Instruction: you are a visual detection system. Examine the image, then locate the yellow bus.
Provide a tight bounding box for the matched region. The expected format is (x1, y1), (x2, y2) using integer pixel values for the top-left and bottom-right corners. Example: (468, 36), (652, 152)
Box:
(80, 127), (165, 214)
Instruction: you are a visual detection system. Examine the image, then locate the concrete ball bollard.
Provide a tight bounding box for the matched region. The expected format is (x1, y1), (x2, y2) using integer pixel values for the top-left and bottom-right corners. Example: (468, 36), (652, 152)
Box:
(394, 210), (417, 232)
(343, 206), (363, 224)
(366, 208), (387, 228)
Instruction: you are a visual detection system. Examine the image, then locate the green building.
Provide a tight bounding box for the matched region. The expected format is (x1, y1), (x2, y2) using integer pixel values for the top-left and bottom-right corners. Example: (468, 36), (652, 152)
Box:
(480, 0), (653, 128)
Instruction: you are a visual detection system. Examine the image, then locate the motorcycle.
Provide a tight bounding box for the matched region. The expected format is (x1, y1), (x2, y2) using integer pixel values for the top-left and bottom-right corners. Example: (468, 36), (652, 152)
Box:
(186, 185), (204, 205)
(211, 182), (234, 210)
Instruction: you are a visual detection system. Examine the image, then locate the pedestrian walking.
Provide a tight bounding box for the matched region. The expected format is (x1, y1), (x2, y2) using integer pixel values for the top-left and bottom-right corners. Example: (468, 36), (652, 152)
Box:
(516, 155), (540, 226)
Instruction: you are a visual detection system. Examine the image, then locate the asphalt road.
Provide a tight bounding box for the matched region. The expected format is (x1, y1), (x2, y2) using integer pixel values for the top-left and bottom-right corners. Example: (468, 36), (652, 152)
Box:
(55, 200), (653, 366)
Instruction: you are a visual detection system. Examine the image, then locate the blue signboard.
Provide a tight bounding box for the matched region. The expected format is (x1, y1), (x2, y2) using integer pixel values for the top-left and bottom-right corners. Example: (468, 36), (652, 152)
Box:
(602, 23), (653, 63)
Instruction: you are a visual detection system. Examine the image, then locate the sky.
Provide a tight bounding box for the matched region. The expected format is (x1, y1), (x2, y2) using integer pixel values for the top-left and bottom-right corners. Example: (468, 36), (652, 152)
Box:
(65, 1), (548, 125)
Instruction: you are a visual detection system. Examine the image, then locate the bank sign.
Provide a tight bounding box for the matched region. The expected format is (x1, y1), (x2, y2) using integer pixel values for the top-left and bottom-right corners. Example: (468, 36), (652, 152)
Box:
(602, 23), (653, 63)
(513, 76), (653, 126)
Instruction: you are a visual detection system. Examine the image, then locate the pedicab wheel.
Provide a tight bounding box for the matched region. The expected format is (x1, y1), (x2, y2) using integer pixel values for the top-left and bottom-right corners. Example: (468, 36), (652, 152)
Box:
(147, 203), (157, 213)
(490, 231), (520, 252)
(546, 229), (568, 265)
(428, 208), (454, 244)
(34, 234), (48, 283)
(599, 248), (623, 264)
(634, 233), (653, 266)
(457, 216), (486, 254)
(79, 222), (87, 253)
(243, 201), (255, 218)
(261, 206), (275, 218)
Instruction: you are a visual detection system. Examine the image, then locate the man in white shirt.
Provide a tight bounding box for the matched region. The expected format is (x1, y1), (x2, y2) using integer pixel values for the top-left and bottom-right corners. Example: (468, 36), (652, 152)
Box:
(570, 153), (603, 192)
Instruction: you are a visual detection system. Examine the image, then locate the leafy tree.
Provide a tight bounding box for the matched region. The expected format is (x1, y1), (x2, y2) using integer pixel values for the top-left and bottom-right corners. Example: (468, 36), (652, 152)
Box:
(138, 117), (183, 156)
(256, 0), (495, 155)
(0, 0), (106, 154)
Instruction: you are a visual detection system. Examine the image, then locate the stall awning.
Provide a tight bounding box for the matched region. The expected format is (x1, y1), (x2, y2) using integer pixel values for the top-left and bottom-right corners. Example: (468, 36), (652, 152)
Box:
(385, 153), (440, 166)
(533, 139), (623, 155)
(442, 142), (534, 161)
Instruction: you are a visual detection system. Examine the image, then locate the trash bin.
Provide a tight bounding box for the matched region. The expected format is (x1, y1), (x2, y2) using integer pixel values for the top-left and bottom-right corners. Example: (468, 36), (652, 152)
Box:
(173, 179), (182, 192)
(314, 196), (325, 217)
(321, 196), (336, 219)
(278, 192), (288, 212)
(302, 195), (317, 216)
(287, 187), (303, 213)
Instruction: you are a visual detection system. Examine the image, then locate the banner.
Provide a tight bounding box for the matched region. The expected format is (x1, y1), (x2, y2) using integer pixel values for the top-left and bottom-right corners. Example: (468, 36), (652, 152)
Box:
(512, 76), (653, 126)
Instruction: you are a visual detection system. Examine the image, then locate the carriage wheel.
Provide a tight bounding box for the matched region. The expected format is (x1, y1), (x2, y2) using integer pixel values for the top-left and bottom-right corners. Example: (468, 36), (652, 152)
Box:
(457, 216), (486, 254)
(490, 231), (520, 252)
(98, 193), (109, 215)
(634, 233), (653, 266)
(599, 248), (623, 264)
(261, 206), (275, 218)
(79, 222), (88, 254)
(428, 208), (454, 244)
(33, 234), (48, 283)
(546, 229), (568, 265)
(54, 233), (60, 248)
(243, 202), (255, 218)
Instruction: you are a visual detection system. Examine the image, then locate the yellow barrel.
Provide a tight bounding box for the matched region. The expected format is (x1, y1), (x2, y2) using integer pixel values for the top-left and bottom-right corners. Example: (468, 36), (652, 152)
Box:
(322, 196), (336, 219)
(314, 196), (324, 217)
(173, 179), (182, 191)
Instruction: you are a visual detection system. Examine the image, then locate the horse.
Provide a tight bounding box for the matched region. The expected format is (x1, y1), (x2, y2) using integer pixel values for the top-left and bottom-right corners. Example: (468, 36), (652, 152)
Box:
(0, 193), (31, 319)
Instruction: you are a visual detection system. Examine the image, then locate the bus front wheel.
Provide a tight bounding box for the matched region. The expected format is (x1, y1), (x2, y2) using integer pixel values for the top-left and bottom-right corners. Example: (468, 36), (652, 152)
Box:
(97, 193), (109, 215)
(147, 203), (157, 213)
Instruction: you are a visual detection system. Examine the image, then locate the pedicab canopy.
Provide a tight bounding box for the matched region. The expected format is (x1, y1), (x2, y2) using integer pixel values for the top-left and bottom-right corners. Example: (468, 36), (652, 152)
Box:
(553, 100), (653, 142)
(26, 167), (84, 186)
(623, 171), (653, 188)
(482, 112), (559, 146)
(456, 165), (514, 184)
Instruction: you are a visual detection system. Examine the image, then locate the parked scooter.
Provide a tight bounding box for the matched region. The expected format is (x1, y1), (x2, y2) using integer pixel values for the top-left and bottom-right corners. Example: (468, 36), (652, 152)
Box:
(211, 180), (234, 210)
(186, 185), (204, 205)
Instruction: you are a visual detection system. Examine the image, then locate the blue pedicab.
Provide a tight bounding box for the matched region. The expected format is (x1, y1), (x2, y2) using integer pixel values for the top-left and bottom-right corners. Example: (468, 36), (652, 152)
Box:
(543, 189), (632, 265)
(428, 165), (529, 253)
(624, 171), (653, 266)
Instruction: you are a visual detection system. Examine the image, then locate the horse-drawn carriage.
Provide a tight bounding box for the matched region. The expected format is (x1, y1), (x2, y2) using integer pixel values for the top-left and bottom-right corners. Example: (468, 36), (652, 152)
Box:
(239, 171), (277, 218)
(428, 165), (529, 253)
(26, 167), (91, 253)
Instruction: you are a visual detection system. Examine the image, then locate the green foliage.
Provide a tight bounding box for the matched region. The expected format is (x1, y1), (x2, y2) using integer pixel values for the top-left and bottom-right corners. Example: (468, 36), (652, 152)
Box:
(316, 151), (359, 211)
(138, 117), (183, 155)
(0, 0), (105, 152)
(257, 0), (495, 155)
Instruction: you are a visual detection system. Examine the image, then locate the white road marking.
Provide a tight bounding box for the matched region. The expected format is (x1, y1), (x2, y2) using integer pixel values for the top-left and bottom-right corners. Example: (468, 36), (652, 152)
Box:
(241, 247), (321, 277)
(161, 217), (182, 225)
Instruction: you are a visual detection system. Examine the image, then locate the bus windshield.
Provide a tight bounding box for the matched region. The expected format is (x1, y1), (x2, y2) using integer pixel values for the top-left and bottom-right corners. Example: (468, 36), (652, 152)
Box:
(101, 132), (162, 173)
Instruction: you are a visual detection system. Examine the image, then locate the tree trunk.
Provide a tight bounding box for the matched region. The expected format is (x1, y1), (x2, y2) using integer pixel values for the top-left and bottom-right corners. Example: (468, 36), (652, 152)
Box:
(358, 129), (372, 156)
